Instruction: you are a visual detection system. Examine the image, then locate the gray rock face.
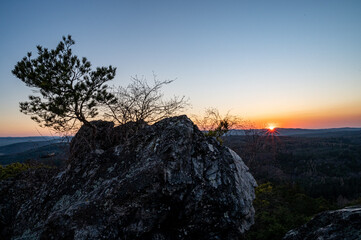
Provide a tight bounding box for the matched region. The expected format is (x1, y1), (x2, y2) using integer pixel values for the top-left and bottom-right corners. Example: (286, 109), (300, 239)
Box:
(283, 206), (361, 240)
(0, 115), (257, 240)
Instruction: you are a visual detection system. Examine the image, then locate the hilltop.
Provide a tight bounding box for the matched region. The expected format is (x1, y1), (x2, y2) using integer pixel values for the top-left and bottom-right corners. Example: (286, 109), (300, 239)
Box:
(228, 127), (361, 137)
(0, 116), (257, 239)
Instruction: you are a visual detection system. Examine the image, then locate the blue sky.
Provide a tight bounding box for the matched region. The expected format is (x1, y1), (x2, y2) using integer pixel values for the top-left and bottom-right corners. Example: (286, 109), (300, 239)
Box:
(1, 0), (361, 136)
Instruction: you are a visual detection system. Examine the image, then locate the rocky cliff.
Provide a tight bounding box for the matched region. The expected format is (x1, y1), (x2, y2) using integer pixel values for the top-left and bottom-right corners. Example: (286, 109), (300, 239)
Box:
(0, 115), (257, 240)
(283, 205), (361, 240)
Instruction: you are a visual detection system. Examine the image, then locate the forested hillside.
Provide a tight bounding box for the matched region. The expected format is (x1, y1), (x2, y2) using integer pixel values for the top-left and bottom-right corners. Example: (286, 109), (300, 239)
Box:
(223, 131), (361, 239)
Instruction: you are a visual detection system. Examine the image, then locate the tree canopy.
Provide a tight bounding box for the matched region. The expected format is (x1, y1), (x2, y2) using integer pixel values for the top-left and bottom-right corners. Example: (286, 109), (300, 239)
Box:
(12, 35), (116, 133)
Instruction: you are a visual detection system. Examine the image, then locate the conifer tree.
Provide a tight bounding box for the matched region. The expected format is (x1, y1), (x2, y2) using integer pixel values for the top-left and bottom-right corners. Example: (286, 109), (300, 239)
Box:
(12, 35), (116, 134)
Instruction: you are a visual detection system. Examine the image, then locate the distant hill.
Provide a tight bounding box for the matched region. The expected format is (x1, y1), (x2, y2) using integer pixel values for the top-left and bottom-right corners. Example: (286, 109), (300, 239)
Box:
(276, 127), (361, 137)
(228, 127), (361, 137)
(0, 139), (63, 155)
(0, 142), (69, 166)
(0, 136), (62, 147)
(223, 128), (361, 201)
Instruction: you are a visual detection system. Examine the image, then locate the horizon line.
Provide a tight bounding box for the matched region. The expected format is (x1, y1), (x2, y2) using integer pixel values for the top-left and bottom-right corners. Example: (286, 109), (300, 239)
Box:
(2, 126), (361, 138)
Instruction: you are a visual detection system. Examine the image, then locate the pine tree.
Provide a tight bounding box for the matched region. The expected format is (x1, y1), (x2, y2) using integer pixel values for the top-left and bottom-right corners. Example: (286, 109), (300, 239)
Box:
(12, 35), (116, 134)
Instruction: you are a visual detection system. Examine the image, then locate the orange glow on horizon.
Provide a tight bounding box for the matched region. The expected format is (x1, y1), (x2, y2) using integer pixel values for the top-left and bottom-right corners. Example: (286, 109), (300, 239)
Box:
(248, 102), (361, 129)
(1, 104), (361, 137)
(267, 125), (276, 131)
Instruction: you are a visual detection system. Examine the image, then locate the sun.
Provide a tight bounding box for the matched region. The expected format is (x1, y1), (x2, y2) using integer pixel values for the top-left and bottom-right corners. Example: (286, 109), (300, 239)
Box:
(266, 124), (277, 131)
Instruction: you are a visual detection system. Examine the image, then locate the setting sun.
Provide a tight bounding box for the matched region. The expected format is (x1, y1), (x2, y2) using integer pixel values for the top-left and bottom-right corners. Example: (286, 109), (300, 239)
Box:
(267, 124), (276, 131)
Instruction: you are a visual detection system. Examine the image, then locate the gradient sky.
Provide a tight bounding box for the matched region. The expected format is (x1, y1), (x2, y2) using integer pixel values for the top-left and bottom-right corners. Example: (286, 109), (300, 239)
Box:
(1, 0), (361, 136)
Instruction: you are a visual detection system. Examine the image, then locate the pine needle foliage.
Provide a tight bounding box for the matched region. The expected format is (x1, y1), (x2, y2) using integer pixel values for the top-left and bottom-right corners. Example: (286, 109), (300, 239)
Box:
(12, 35), (116, 132)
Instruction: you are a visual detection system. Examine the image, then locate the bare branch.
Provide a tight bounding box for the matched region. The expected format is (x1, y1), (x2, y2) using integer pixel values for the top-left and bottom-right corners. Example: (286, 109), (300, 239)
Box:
(105, 75), (189, 125)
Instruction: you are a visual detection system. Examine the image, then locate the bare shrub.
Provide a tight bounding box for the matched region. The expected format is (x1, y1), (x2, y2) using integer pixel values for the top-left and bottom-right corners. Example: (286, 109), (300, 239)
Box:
(105, 74), (189, 125)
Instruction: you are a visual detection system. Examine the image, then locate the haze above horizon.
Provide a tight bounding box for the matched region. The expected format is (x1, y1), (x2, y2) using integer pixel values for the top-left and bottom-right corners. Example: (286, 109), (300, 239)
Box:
(1, 0), (360, 137)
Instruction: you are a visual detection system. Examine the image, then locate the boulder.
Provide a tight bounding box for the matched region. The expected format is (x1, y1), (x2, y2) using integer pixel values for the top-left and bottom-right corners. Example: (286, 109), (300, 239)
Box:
(0, 115), (257, 240)
(283, 205), (361, 240)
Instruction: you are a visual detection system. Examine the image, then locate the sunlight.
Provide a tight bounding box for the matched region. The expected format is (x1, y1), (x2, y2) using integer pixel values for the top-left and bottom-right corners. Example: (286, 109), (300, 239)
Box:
(267, 124), (276, 131)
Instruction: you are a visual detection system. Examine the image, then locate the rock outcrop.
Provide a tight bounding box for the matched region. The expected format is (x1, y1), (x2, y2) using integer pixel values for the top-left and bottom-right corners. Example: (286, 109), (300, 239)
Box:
(0, 115), (257, 240)
(283, 205), (361, 240)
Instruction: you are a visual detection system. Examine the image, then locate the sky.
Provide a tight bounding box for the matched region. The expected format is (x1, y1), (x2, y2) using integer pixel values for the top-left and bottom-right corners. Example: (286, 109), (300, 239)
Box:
(0, 0), (361, 136)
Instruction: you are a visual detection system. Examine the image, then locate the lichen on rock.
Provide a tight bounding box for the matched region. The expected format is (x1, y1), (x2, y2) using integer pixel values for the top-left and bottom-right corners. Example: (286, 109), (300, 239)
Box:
(283, 205), (361, 240)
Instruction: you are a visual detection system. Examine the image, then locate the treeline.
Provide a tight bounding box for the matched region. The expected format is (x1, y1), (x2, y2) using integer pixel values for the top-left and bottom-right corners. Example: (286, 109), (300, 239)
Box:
(225, 134), (361, 202)
(0, 163), (53, 180)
